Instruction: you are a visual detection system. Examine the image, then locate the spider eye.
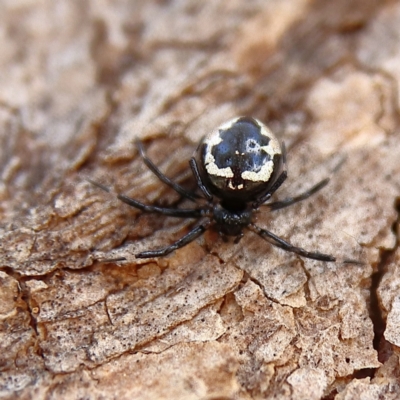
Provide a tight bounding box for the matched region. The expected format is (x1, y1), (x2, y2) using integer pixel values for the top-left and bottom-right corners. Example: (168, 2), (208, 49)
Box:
(197, 117), (284, 203)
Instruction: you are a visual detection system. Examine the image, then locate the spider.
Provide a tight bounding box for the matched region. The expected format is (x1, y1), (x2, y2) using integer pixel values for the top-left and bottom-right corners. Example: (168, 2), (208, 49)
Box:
(88, 116), (343, 261)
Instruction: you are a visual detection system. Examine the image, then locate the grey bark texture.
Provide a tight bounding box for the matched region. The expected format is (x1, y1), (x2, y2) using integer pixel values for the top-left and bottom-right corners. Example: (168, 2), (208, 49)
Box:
(1, 1), (400, 399)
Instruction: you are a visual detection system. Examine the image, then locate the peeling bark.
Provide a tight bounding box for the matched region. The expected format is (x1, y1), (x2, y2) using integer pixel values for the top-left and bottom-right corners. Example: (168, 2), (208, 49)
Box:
(1, 1), (400, 399)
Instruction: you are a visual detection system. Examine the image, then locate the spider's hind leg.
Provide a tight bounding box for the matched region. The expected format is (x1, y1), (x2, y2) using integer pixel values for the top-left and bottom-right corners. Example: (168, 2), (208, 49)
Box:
(86, 178), (203, 218)
(252, 142), (288, 208)
(266, 153), (346, 211)
(136, 139), (201, 202)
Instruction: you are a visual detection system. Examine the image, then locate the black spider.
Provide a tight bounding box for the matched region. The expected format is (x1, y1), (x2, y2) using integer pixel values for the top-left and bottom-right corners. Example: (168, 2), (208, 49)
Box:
(88, 116), (344, 261)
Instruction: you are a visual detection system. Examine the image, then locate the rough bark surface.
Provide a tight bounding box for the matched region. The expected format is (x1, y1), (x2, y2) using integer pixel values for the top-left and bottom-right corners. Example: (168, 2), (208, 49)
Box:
(1, 1), (400, 399)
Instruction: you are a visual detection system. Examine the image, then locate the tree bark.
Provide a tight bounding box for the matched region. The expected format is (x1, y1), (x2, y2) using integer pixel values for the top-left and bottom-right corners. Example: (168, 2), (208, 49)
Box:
(1, 1), (400, 399)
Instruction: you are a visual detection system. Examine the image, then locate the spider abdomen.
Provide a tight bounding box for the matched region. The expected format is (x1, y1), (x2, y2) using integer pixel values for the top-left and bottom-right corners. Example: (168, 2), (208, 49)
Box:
(197, 117), (284, 204)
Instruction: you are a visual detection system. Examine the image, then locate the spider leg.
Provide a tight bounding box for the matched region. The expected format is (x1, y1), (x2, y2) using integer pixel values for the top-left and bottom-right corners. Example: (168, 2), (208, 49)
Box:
(252, 142), (288, 208)
(136, 139), (201, 202)
(87, 178), (203, 218)
(266, 153), (346, 211)
(248, 223), (336, 262)
(266, 177), (330, 211)
(189, 157), (213, 201)
(253, 170), (287, 208)
(135, 219), (211, 258)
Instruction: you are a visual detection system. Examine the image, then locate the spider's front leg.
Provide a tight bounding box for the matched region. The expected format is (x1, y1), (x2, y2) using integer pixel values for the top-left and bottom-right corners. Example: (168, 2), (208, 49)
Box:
(135, 219), (212, 258)
(249, 223), (336, 262)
